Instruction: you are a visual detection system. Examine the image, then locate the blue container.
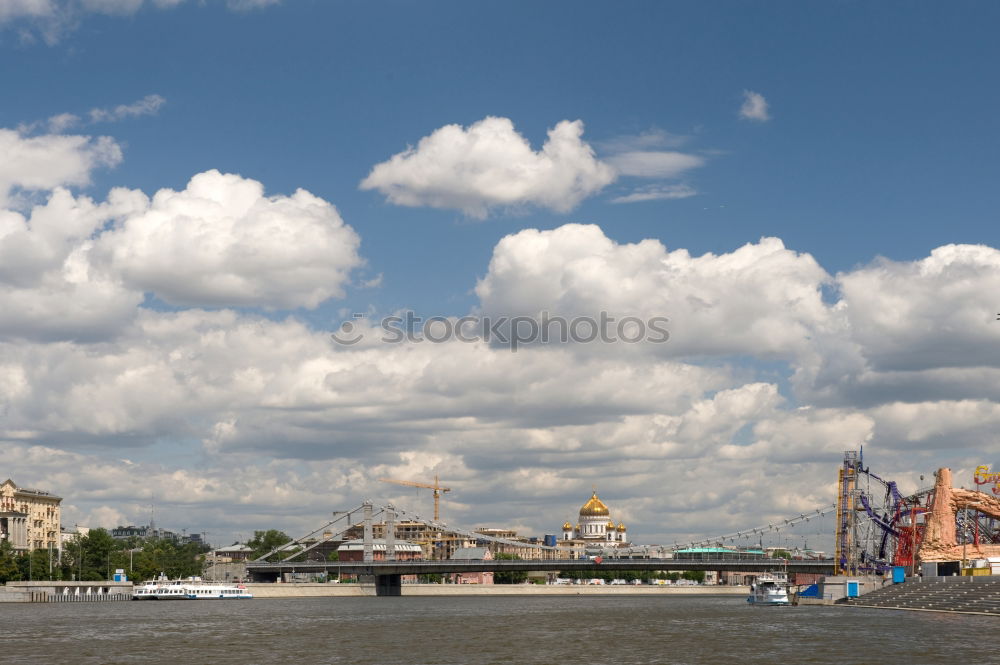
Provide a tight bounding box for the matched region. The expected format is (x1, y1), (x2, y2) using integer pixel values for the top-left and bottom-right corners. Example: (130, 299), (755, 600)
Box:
(543, 534), (557, 547)
(892, 566), (905, 583)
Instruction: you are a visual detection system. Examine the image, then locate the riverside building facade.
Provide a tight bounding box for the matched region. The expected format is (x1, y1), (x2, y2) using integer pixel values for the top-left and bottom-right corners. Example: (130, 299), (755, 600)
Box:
(0, 479), (62, 553)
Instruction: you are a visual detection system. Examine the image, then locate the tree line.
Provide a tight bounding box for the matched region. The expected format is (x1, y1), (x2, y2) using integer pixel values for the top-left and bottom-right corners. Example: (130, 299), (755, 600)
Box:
(0, 528), (210, 583)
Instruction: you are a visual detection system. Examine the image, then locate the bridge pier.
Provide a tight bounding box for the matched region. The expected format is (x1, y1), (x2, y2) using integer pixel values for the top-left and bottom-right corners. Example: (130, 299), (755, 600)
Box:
(375, 574), (401, 596)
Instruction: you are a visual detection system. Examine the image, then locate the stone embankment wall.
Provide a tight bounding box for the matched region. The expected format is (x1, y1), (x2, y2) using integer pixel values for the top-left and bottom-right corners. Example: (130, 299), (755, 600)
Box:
(245, 583), (747, 598)
(0, 588), (31, 603)
(1, 581), (133, 602)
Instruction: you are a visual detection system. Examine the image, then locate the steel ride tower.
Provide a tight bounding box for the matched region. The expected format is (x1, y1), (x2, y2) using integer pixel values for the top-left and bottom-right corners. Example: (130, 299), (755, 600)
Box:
(835, 450), (923, 575)
(835, 451), (858, 574)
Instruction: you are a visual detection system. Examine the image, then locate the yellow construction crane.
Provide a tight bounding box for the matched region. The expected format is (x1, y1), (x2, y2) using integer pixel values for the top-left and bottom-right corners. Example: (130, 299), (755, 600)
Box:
(378, 475), (451, 521)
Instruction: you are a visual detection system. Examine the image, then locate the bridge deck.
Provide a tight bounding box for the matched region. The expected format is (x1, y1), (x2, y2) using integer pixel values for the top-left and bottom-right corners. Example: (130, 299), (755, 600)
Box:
(247, 558), (836, 577)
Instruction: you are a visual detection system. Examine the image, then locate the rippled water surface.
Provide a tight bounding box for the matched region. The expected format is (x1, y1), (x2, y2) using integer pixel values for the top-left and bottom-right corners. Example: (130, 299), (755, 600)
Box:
(3, 595), (998, 664)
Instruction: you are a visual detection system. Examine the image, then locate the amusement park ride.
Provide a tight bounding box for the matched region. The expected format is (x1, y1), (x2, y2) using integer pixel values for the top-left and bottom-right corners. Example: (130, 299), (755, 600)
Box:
(834, 450), (1000, 575)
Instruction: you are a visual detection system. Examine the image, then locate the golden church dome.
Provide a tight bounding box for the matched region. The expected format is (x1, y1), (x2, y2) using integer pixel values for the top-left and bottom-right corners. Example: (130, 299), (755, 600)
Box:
(607, 521), (615, 529)
(562, 521), (573, 530)
(617, 522), (626, 532)
(579, 491), (610, 517)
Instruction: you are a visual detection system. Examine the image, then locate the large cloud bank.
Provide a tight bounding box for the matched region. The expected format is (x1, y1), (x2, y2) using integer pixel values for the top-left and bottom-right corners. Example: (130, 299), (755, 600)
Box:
(4, 119), (999, 548)
(6, 209), (1000, 545)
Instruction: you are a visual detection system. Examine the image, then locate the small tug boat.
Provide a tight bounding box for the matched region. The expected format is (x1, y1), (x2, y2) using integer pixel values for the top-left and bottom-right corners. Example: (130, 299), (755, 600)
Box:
(747, 572), (790, 606)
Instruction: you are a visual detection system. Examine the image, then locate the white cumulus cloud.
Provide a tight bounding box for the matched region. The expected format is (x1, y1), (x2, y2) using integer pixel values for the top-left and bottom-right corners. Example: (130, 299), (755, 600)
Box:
(360, 117), (616, 218)
(97, 169), (363, 309)
(0, 169), (364, 342)
(838, 244), (1000, 372)
(794, 244), (1000, 409)
(475, 223), (832, 359)
(0, 128), (122, 207)
(740, 90), (771, 122)
(0, 186), (145, 340)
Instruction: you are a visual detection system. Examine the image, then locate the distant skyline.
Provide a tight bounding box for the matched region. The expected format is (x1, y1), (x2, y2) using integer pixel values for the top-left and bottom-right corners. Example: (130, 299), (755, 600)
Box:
(1, 1), (999, 550)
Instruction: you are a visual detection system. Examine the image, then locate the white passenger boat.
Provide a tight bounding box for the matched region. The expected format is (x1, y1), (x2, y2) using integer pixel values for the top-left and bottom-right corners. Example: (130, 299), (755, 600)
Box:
(132, 579), (252, 600)
(746, 572), (790, 606)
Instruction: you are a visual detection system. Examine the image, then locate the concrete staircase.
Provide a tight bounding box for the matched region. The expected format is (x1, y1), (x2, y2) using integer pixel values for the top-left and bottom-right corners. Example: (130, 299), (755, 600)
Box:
(842, 577), (1000, 614)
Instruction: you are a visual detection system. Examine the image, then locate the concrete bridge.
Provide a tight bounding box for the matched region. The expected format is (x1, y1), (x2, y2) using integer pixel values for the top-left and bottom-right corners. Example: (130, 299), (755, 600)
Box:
(247, 558), (837, 595)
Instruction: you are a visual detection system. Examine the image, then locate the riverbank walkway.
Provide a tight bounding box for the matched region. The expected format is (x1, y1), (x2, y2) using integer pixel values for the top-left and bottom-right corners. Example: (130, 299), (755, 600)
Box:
(842, 576), (1000, 615)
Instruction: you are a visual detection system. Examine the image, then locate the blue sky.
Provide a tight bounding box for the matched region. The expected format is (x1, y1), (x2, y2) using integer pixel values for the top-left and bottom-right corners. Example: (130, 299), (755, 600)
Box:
(8, 0), (998, 318)
(2, 1), (999, 549)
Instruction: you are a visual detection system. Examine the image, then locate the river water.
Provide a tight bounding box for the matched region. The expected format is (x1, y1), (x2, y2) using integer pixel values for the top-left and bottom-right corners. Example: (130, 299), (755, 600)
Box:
(2, 595), (997, 664)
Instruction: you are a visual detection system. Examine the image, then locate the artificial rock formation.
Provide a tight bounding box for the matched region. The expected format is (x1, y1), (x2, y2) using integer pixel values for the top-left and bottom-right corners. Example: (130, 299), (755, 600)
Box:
(919, 467), (1000, 562)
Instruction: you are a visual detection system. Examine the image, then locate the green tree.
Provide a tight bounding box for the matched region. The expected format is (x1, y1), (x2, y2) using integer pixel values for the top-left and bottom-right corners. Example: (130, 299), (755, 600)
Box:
(58, 530), (209, 582)
(771, 549), (792, 560)
(681, 570), (705, 582)
(493, 552), (527, 584)
(130, 538), (209, 581)
(16, 548), (58, 580)
(60, 531), (113, 581)
(246, 530), (294, 561)
(0, 541), (20, 583)
(85, 528), (118, 580)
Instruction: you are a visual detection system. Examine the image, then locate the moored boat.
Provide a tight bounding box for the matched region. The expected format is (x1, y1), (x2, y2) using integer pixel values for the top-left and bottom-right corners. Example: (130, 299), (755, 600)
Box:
(747, 572), (790, 606)
(132, 578), (252, 600)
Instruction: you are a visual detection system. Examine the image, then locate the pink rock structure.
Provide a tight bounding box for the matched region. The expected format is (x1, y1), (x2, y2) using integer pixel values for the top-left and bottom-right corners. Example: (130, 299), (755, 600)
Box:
(919, 467), (1000, 562)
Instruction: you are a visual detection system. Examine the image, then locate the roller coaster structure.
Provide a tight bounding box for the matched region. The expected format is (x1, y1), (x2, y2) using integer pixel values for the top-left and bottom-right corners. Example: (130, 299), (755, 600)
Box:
(835, 450), (932, 575)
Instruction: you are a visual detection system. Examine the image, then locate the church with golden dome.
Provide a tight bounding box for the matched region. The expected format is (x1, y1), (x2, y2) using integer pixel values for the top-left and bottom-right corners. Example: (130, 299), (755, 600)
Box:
(560, 491), (628, 546)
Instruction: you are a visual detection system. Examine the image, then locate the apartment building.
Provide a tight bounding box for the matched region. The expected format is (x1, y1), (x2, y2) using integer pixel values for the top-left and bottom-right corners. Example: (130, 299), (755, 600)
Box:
(0, 479), (62, 553)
